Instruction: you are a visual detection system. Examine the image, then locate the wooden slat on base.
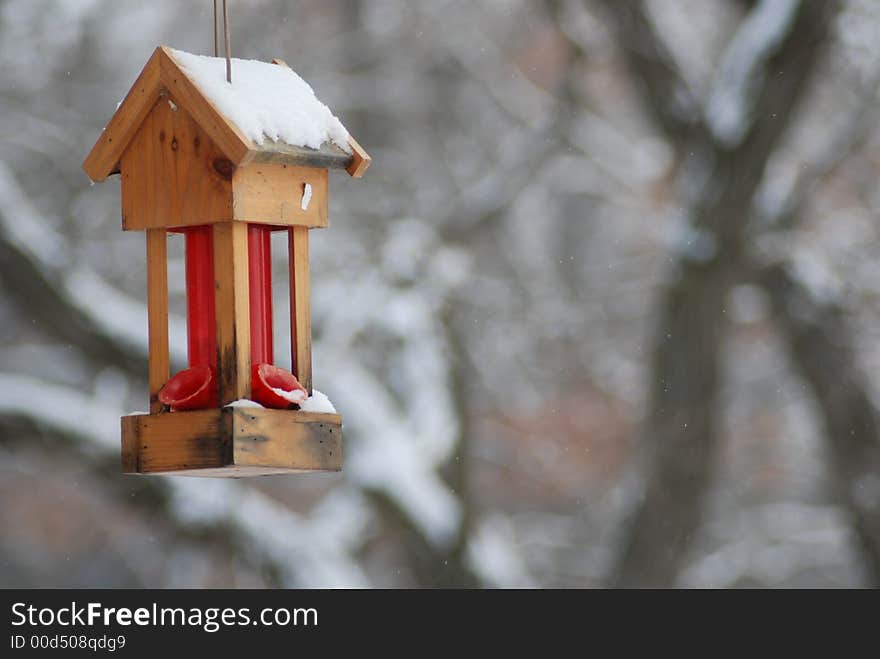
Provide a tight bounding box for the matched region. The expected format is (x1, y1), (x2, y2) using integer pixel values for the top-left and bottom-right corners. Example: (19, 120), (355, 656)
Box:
(120, 407), (342, 477)
(121, 408), (232, 473)
(233, 408), (340, 471)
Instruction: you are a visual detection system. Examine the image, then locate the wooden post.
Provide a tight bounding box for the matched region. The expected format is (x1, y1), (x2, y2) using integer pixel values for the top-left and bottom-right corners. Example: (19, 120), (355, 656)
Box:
(146, 229), (169, 414)
(289, 226), (312, 394)
(213, 222), (251, 404)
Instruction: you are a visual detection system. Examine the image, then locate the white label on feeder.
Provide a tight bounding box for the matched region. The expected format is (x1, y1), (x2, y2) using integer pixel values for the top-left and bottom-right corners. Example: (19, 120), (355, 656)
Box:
(301, 183), (313, 211)
(167, 98), (178, 112)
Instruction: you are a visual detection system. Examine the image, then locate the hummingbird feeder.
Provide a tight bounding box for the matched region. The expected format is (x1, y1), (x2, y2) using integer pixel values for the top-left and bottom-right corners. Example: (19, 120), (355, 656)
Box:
(82, 42), (370, 477)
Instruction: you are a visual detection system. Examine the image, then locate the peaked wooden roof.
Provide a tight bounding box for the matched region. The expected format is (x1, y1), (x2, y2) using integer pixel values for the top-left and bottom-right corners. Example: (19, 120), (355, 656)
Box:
(83, 46), (370, 182)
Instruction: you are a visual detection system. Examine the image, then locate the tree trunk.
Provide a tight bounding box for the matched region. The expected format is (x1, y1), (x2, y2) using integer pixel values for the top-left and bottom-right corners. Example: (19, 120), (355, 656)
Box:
(610, 0), (839, 586)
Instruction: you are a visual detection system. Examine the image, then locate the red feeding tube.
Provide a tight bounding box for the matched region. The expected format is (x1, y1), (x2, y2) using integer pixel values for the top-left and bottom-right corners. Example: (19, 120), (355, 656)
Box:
(184, 226), (217, 369)
(248, 225), (274, 366)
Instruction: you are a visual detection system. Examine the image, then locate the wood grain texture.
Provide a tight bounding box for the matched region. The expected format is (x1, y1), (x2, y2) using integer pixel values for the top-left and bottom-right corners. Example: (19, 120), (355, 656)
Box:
(213, 222), (251, 404)
(120, 408), (342, 475)
(120, 415), (140, 473)
(289, 226), (312, 394)
(145, 229), (169, 414)
(120, 92), (233, 230)
(159, 46), (253, 166)
(83, 47), (163, 182)
(121, 409), (233, 473)
(346, 136), (372, 178)
(232, 408), (342, 471)
(233, 164), (328, 228)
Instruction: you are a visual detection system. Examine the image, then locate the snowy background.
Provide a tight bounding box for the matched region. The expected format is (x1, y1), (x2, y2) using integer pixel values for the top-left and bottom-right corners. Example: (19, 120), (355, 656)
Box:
(1, 0), (880, 587)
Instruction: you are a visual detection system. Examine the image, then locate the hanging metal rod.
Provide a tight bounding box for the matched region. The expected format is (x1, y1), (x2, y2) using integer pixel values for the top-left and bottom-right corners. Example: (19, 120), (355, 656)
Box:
(223, 0), (232, 83)
(213, 0), (232, 83)
(213, 0), (220, 57)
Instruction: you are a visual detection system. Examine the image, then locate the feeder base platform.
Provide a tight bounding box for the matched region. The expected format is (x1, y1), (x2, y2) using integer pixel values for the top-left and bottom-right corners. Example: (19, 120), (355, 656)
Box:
(121, 407), (342, 477)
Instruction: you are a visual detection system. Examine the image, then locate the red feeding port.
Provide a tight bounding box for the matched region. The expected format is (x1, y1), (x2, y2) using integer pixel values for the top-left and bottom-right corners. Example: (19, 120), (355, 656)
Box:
(160, 224), (291, 411)
(158, 225), (218, 410)
(158, 364), (214, 411)
(248, 225), (300, 409)
(251, 362), (307, 409)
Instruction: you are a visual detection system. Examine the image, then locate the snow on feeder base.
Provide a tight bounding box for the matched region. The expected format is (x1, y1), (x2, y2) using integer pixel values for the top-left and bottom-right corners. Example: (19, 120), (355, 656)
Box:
(83, 46), (370, 478)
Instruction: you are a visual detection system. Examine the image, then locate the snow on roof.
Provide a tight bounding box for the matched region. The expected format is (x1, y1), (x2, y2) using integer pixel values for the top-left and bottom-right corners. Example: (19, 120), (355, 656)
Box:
(171, 48), (351, 154)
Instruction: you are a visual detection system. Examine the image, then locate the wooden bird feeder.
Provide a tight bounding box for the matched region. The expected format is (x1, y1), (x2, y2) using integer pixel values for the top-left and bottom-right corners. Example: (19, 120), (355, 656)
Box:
(83, 46), (370, 477)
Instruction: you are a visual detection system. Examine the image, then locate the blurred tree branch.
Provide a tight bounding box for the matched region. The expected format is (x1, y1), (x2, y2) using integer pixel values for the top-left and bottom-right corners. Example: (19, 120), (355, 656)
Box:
(0, 160), (153, 377)
(0, 377), (370, 588)
(0, 222), (147, 377)
(593, 0), (706, 144)
(0, 415), (286, 587)
(758, 263), (880, 584)
(746, 65), (880, 583)
(762, 68), (880, 232)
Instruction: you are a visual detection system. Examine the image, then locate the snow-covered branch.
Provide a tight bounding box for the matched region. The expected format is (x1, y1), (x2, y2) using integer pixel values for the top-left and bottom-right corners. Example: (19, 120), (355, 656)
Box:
(0, 372), (371, 587)
(705, 0), (801, 146)
(595, 0), (705, 143)
(0, 160), (186, 371)
(315, 221), (470, 548)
